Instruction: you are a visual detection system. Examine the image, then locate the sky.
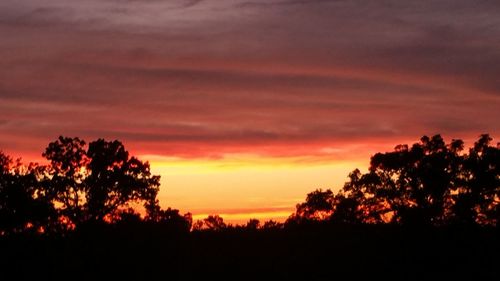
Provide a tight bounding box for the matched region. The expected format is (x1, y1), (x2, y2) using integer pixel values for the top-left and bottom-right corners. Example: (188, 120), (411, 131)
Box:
(1, 0), (500, 223)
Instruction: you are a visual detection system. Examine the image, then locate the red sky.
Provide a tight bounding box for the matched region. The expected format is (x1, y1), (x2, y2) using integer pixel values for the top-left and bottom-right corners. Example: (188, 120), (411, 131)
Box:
(1, 0), (500, 223)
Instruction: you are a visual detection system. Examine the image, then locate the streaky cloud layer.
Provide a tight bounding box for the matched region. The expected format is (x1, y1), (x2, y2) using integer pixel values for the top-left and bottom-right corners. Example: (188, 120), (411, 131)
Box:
(1, 0), (500, 220)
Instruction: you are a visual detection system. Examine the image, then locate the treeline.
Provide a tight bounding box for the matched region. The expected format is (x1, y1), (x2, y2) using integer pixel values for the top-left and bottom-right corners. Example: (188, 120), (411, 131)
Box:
(0, 134), (499, 236)
(0, 136), (186, 235)
(288, 134), (499, 227)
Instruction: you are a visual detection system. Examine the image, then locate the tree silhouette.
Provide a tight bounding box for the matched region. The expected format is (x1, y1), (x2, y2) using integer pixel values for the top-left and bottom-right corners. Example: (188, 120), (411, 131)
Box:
(114, 208), (142, 224)
(85, 139), (160, 222)
(261, 220), (282, 230)
(43, 136), (88, 225)
(43, 137), (161, 225)
(245, 218), (260, 230)
(203, 215), (226, 231)
(329, 169), (373, 224)
(1, 133), (498, 236)
(293, 189), (335, 221)
(289, 134), (499, 227)
(0, 151), (55, 234)
(1, 134), (498, 280)
(454, 134), (500, 225)
(364, 135), (463, 225)
(147, 207), (192, 232)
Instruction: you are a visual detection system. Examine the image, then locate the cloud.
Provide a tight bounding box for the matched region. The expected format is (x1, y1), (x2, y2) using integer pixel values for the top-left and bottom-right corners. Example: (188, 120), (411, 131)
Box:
(0, 0), (499, 160)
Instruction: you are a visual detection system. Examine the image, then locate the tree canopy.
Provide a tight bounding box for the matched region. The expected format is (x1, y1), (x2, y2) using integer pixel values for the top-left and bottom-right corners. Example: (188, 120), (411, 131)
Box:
(43, 136), (162, 225)
(0, 152), (56, 234)
(0, 136), (168, 234)
(288, 134), (499, 227)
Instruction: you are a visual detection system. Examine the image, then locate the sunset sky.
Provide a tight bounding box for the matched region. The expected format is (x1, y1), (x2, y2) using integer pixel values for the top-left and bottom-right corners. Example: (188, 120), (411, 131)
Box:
(1, 1), (500, 223)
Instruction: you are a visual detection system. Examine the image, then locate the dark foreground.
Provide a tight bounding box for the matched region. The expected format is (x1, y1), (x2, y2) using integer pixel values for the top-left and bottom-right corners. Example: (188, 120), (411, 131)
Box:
(1, 224), (498, 280)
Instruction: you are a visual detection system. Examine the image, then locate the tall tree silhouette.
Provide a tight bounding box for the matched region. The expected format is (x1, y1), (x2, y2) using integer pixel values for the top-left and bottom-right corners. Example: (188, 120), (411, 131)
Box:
(43, 136), (88, 225)
(366, 135), (464, 225)
(290, 134), (499, 226)
(43, 137), (161, 224)
(85, 139), (160, 222)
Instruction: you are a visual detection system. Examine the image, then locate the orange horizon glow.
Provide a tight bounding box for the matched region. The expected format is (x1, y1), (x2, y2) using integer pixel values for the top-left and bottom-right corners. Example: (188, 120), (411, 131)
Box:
(148, 154), (367, 224)
(145, 135), (488, 223)
(3, 135), (495, 224)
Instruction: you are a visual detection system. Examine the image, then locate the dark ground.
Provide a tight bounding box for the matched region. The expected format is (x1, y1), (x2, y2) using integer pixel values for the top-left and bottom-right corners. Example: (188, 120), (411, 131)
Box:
(0, 224), (498, 280)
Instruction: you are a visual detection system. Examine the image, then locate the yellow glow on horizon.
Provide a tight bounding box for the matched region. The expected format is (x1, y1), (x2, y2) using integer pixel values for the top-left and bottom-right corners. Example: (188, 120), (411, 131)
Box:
(146, 153), (367, 224)
(192, 211), (293, 225)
